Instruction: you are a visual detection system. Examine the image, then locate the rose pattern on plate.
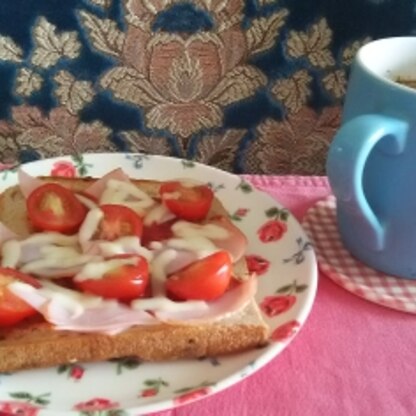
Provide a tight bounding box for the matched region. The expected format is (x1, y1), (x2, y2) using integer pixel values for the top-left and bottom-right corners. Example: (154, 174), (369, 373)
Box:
(73, 397), (126, 415)
(258, 207), (289, 243)
(261, 280), (308, 317)
(0, 400), (41, 416)
(57, 363), (85, 381)
(245, 254), (270, 276)
(258, 219), (287, 243)
(51, 160), (77, 177)
(261, 295), (297, 317)
(139, 378), (169, 398)
(230, 207), (249, 222)
(174, 382), (213, 406)
(271, 320), (301, 342)
(0, 392), (51, 416)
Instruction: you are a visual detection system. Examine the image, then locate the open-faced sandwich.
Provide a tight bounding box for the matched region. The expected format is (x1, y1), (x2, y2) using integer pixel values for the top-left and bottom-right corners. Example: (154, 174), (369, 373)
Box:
(0, 168), (269, 373)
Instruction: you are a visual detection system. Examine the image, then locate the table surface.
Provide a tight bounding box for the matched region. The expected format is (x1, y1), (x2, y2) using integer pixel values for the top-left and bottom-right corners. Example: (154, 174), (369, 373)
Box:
(152, 175), (416, 416)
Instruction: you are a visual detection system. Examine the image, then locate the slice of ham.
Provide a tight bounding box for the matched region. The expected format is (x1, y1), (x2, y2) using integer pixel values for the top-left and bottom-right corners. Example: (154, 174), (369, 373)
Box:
(207, 216), (248, 262)
(18, 169), (44, 198)
(0, 223), (19, 245)
(83, 168), (130, 200)
(9, 281), (158, 335)
(42, 300), (158, 335)
(154, 277), (257, 324)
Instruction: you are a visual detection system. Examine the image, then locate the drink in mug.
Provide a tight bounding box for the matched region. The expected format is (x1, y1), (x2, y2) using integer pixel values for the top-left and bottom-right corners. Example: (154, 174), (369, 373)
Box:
(327, 37), (416, 279)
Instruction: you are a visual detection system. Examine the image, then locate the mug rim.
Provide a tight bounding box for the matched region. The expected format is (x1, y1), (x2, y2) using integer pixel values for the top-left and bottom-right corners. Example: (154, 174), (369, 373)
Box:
(356, 36), (416, 94)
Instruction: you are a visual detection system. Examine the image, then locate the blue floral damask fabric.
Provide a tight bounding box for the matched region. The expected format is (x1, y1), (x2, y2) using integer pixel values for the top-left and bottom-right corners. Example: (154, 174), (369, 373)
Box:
(0, 0), (415, 174)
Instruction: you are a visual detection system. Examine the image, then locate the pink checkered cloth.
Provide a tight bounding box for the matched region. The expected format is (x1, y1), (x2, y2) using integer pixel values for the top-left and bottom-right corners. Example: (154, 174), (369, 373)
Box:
(152, 176), (416, 416)
(302, 195), (416, 313)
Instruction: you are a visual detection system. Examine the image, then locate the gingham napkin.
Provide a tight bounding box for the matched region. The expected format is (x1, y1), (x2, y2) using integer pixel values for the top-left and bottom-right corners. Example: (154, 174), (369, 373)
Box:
(302, 195), (416, 314)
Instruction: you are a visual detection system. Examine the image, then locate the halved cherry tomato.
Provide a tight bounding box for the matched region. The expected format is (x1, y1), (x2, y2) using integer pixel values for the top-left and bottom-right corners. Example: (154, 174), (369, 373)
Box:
(27, 183), (88, 234)
(0, 268), (40, 327)
(166, 251), (232, 301)
(142, 218), (176, 247)
(94, 204), (143, 241)
(75, 255), (149, 301)
(159, 181), (214, 222)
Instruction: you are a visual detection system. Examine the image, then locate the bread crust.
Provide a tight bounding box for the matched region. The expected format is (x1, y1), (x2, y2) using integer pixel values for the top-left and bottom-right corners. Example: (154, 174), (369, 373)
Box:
(0, 176), (269, 372)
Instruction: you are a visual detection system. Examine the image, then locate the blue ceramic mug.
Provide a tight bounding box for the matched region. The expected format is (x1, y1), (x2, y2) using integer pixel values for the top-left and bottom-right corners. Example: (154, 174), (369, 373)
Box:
(327, 37), (416, 279)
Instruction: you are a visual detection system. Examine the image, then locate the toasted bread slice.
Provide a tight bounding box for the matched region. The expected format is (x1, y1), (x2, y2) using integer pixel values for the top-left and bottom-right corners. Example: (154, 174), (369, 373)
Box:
(0, 176), (269, 373)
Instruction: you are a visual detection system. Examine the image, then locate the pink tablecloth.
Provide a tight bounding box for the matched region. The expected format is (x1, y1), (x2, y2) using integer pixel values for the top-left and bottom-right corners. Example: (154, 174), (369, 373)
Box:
(153, 175), (416, 416)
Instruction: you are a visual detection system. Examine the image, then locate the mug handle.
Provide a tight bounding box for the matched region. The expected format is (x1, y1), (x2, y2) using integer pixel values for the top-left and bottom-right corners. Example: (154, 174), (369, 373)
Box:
(326, 114), (408, 251)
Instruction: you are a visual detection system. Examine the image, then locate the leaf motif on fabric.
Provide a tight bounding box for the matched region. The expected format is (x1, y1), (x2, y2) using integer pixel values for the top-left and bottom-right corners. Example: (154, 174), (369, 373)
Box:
(342, 37), (372, 66)
(72, 121), (115, 154)
(146, 102), (222, 137)
(245, 107), (341, 174)
(246, 9), (289, 55)
(79, 11), (125, 58)
(0, 135), (19, 164)
(54, 70), (95, 114)
(9, 106), (115, 157)
(168, 53), (204, 102)
(11, 105), (46, 129)
(271, 70), (312, 114)
(286, 18), (335, 68)
(15, 69), (43, 97)
(194, 130), (245, 170)
(206, 65), (266, 105)
(31, 17), (81, 68)
(101, 67), (166, 107)
(120, 131), (171, 154)
(0, 35), (23, 62)
(322, 70), (347, 99)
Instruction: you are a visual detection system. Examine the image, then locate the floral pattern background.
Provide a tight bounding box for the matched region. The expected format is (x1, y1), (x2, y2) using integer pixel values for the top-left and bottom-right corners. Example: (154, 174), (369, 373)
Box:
(0, 0), (415, 174)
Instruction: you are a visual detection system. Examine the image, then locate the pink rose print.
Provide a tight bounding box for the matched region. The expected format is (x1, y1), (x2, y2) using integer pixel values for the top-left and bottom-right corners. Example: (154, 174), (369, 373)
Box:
(138, 378), (168, 398)
(174, 387), (211, 405)
(73, 397), (119, 412)
(271, 320), (301, 342)
(261, 295), (296, 317)
(235, 208), (249, 217)
(0, 401), (40, 416)
(51, 161), (76, 177)
(245, 254), (270, 276)
(258, 219), (287, 243)
(140, 388), (158, 398)
(69, 364), (85, 381)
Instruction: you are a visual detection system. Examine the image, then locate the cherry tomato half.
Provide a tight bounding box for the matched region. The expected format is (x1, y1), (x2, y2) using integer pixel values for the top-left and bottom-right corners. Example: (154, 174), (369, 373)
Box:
(94, 204), (143, 241)
(159, 181), (214, 222)
(166, 251), (232, 301)
(27, 183), (88, 234)
(75, 255), (149, 302)
(0, 268), (40, 327)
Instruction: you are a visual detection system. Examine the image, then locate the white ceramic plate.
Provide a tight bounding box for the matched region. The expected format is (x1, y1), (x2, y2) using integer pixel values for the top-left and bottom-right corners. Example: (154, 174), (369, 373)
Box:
(0, 153), (317, 416)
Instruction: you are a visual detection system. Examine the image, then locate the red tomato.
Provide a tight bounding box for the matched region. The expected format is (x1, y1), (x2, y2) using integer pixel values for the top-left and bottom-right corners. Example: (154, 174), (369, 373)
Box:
(141, 218), (176, 247)
(0, 268), (40, 327)
(159, 181), (214, 222)
(166, 251), (232, 301)
(95, 204), (143, 241)
(75, 255), (149, 301)
(27, 183), (88, 234)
